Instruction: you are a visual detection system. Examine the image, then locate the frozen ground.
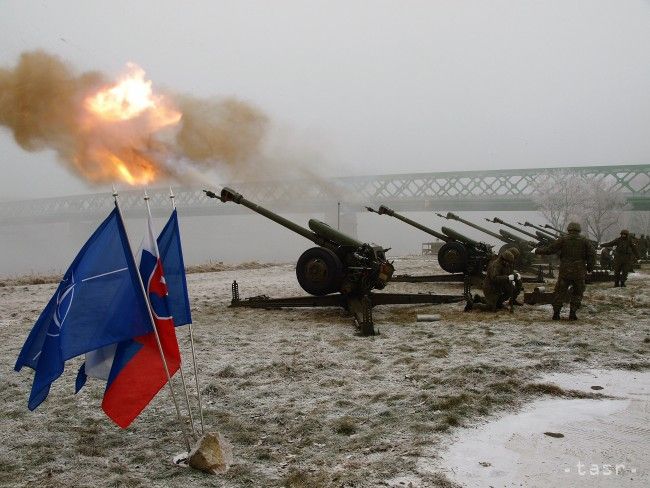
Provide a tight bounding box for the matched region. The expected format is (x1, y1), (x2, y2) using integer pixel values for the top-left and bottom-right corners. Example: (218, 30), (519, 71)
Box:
(0, 255), (648, 487)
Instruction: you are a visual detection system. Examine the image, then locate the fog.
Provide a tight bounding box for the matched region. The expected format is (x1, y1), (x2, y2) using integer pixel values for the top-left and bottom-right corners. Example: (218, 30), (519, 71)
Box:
(1, 207), (642, 277)
(1, 1), (649, 274)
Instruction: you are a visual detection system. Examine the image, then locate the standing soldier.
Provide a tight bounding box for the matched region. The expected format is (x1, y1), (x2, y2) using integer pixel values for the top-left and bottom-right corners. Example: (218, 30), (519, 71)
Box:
(600, 229), (640, 287)
(638, 234), (648, 260)
(533, 222), (595, 320)
(465, 250), (519, 312)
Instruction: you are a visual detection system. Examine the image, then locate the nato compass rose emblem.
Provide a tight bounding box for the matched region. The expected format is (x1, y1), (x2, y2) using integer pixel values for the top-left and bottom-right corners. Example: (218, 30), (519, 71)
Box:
(48, 272), (76, 338)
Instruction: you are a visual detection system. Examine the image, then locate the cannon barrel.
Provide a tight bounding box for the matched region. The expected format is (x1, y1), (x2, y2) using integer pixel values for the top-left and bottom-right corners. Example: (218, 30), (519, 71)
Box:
(544, 224), (566, 235)
(441, 226), (484, 248)
(488, 217), (540, 242)
(535, 231), (555, 243)
(218, 187), (363, 250)
(369, 205), (452, 243)
(498, 229), (535, 248)
(521, 221), (559, 239)
(437, 212), (510, 243)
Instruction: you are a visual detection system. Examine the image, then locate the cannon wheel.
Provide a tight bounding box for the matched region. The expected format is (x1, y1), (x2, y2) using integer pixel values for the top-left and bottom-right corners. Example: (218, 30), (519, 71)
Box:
(296, 247), (344, 296)
(438, 242), (468, 274)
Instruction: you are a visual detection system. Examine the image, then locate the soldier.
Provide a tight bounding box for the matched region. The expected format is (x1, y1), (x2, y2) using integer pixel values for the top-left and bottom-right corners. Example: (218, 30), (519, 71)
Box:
(599, 246), (612, 271)
(533, 222), (595, 320)
(638, 234), (648, 260)
(465, 250), (519, 312)
(600, 229), (640, 287)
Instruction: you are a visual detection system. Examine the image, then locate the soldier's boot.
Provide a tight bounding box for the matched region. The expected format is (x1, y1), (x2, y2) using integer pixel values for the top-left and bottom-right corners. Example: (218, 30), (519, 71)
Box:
(463, 298), (473, 312)
(613, 279), (619, 287)
(568, 307), (578, 321)
(620, 281), (626, 287)
(552, 306), (561, 320)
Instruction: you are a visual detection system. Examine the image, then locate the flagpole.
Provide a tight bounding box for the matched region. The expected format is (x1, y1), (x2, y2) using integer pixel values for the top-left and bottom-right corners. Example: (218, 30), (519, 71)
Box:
(170, 187), (205, 434)
(144, 190), (197, 438)
(112, 186), (192, 452)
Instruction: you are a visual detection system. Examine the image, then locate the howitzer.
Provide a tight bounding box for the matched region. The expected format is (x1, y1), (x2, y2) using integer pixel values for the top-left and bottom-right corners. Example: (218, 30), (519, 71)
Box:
(366, 205), (493, 275)
(206, 188), (394, 296)
(205, 189), (464, 336)
(437, 212), (552, 279)
(437, 212), (531, 261)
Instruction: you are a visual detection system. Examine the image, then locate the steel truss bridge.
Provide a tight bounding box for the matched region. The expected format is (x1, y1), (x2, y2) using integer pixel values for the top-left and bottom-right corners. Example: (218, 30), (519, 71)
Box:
(0, 164), (648, 225)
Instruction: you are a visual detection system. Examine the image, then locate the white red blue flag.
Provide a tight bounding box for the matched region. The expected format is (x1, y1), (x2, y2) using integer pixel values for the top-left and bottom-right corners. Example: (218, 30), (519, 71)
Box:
(100, 212), (181, 428)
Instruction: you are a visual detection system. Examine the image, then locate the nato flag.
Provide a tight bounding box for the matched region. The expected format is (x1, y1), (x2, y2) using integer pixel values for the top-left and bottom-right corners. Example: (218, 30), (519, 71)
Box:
(14, 207), (153, 410)
(157, 208), (192, 327)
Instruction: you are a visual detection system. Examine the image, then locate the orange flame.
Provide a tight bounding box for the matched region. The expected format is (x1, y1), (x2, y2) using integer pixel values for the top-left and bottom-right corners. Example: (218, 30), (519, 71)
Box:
(82, 63), (181, 185)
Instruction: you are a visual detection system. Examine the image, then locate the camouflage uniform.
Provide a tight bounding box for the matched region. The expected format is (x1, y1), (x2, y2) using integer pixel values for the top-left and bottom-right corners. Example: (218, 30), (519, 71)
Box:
(600, 230), (640, 287)
(506, 246), (524, 304)
(534, 222), (595, 320)
(468, 251), (516, 312)
(599, 247), (612, 271)
(638, 235), (648, 259)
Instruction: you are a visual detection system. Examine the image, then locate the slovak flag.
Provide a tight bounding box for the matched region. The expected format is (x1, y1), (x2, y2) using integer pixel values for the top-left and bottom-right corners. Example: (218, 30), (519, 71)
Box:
(101, 213), (182, 428)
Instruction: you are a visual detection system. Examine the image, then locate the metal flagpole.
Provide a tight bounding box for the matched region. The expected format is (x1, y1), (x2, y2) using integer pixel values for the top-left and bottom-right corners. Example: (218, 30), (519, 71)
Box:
(112, 186), (192, 452)
(170, 187), (205, 434)
(144, 190), (197, 438)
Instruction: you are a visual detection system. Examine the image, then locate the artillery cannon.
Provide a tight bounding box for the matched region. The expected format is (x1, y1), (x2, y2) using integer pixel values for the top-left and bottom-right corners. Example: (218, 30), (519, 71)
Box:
(437, 212), (530, 262)
(366, 205), (493, 276)
(436, 212), (552, 279)
(207, 187), (393, 296)
(204, 189), (463, 335)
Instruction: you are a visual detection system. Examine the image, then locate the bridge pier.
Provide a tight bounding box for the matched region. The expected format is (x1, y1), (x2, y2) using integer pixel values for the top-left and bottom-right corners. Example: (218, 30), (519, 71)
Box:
(324, 204), (358, 239)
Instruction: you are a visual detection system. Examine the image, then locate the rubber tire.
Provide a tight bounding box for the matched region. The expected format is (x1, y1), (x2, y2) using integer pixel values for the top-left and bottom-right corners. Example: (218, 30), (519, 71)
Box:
(296, 247), (344, 296)
(438, 241), (469, 274)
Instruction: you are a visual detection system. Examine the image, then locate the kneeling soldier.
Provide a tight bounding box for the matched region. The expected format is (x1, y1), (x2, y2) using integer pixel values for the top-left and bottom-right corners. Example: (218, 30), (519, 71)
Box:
(465, 250), (519, 312)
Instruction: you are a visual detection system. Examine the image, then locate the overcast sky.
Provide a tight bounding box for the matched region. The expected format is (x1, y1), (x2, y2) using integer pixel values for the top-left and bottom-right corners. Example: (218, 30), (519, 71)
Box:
(1, 0), (649, 199)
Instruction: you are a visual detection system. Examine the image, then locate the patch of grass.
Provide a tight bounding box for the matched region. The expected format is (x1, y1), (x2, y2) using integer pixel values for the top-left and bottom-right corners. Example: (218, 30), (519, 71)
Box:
(217, 365), (237, 378)
(282, 468), (328, 488)
(613, 361), (650, 371)
(332, 416), (358, 436)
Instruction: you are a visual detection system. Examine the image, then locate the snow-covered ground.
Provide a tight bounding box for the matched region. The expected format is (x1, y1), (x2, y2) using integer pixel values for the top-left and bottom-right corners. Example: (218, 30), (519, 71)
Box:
(0, 256), (648, 487)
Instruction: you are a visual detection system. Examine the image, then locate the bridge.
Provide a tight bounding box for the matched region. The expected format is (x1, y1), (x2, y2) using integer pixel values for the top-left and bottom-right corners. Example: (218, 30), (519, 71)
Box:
(0, 164), (648, 225)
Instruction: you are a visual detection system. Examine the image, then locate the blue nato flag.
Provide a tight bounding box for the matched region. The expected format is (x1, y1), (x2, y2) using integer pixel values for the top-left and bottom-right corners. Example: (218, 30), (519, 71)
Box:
(157, 208), (192, 327)
(14, 207), (152, 410)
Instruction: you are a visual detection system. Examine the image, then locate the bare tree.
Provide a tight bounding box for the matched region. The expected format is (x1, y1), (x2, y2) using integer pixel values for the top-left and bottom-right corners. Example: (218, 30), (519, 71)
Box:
(631, 211), (650, 235)
(581, 178), (628, 242)
(532, 170), (589, 232)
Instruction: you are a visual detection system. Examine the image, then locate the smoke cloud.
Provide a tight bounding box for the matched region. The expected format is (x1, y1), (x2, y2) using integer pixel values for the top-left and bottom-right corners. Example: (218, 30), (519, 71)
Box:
(0, 50), (277, 185)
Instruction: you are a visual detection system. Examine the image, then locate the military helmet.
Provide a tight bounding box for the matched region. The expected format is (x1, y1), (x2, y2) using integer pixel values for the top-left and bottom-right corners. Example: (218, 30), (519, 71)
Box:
(508, 246), (521, 259)
(500, 250), (515, 263)
(620, 229), (629, 236)
(567, 222), (581, 233)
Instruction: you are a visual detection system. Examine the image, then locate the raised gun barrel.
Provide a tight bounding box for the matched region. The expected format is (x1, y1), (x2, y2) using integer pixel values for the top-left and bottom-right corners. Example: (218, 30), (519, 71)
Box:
(437, 212), (512, 243)
(498, 229), (536, 247)
(206, 188), (394, 296)
(366, 205), (492, 274)
(487, 217), (539, 245)
(544, 224), (566, 236)
(520, 221), (559, 239)
(367, 205), (451, 243)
